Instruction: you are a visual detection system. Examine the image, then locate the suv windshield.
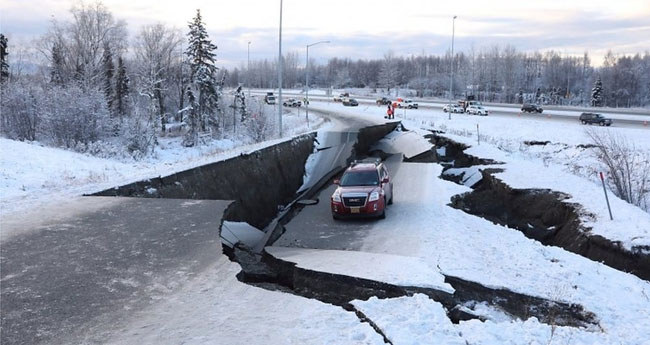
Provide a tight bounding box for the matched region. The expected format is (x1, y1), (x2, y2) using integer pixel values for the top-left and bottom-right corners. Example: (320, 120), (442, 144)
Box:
(340, 170), (379, 186)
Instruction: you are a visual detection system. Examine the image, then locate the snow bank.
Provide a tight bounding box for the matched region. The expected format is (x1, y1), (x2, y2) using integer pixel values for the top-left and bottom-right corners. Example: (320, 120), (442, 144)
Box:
(353, 294), (620, 344)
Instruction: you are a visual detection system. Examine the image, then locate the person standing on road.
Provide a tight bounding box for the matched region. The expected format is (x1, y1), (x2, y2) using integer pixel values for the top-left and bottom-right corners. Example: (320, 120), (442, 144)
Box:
(386, 104), (393, 119)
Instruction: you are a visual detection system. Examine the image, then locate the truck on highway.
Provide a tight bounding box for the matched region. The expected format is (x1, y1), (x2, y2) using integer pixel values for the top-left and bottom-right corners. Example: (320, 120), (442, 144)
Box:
(333, 93), (349, 102)
(458, 95), (481, 111)
(264, 92), (276, 105)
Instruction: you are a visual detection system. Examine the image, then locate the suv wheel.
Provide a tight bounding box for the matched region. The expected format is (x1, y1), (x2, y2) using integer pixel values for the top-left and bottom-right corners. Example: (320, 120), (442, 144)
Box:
(581, 120), (587, 124)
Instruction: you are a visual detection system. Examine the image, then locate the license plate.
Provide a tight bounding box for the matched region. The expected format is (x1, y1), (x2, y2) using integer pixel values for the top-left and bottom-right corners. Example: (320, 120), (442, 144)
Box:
(350, 207), (360, 214)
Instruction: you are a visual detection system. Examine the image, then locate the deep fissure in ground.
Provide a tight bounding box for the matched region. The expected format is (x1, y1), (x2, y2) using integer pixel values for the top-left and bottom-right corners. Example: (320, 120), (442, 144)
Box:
(429, 133), (650, 281)
(224, 125), (597, 336)
(93, 123), (601, 338)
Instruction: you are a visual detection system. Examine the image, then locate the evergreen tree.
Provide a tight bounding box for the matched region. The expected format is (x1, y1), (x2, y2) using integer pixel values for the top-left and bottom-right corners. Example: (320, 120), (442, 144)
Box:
(50, 42), (65, 85)
(0, 34), (9, 83)
(114, 56), (129, 118)
(591, 75), (603, 107)
(102, 42), (115, 114)
(184, 9), (219, 146)
(235, 85), (248, 123)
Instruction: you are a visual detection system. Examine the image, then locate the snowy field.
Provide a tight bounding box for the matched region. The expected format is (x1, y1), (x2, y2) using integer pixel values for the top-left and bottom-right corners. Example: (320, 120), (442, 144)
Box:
(0, 107), (326, 216)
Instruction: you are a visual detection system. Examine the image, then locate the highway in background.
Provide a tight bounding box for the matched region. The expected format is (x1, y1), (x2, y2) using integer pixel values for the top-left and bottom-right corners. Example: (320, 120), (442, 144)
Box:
(252, 90), (650, 129)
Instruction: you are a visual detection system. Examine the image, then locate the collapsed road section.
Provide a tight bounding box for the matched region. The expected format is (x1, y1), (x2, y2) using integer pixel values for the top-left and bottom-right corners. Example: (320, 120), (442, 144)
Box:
(228, 125), (599, 338)
(430, 133), (650, 281)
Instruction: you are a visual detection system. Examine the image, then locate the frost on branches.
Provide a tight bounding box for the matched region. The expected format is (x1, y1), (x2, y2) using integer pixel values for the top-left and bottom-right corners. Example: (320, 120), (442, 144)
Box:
(183, 9), (221, 147)
(591, 76), (603, 107)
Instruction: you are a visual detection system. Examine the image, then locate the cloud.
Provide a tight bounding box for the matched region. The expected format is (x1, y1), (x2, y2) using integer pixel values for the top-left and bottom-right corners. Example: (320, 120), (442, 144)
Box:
(2, 0), (648, 67)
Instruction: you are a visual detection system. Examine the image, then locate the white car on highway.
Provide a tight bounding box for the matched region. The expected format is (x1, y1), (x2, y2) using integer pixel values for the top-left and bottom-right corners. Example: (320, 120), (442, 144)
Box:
(466, 105), (489, 116)
(443, 104), (464, 113)
(397, 99), (419, 109)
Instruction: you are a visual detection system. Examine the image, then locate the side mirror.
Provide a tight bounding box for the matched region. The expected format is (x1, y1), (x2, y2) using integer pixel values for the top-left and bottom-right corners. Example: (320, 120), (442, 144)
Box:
(382, 177), (389, 183)
(333, 179), (340, 185)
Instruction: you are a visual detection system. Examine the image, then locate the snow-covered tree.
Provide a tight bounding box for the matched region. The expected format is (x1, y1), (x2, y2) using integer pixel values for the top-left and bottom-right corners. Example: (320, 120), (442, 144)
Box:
(378, 51), (399, 93)
(43, 86), (110, 148)
(184, 9), (220, 146)
(234, 85), (248, 123)
(114, 56), (129, 118)
(591, 76), (603, 107)
(50, 42), (65, 85)
(0, 34), (9, 83)
(134, 23), (182, 133)
(102, 41), (115, 114)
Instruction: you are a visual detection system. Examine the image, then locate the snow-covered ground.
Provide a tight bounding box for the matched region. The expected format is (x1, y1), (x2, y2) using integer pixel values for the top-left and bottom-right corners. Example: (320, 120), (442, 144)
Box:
(3, 98), (650, 344)
(0, 107), (327, 216)
(268, 131), (650, 344)
(309, 101), (650, 249)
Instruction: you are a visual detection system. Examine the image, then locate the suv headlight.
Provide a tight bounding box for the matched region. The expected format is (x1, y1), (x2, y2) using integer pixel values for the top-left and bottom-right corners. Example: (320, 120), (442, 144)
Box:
(368, 191), (380, 202)
(332, 191), (341, 202)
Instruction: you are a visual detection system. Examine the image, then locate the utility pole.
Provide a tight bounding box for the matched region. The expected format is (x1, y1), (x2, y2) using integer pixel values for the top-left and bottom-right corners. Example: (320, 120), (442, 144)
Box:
(305, 40), (330, 128)
(448, 15), (457, 120)
(277, 0), (283, 137)
(247, 41), (251, 100)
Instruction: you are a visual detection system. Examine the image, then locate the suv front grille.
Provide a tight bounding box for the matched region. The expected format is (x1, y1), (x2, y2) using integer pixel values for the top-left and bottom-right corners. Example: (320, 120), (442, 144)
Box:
(343, 196), (367, 207)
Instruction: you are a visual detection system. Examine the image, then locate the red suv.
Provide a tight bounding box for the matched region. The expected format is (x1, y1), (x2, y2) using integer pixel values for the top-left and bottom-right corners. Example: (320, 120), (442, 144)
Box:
(331, 160), (393, 219)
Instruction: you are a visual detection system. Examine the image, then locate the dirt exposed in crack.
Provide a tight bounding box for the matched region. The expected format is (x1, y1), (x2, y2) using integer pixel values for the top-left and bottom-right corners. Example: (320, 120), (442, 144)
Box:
(431, 132), (650, 281)
(92, 134), (316, 229)
(258, 249), (596, 328)
(219, 125), (598, 340)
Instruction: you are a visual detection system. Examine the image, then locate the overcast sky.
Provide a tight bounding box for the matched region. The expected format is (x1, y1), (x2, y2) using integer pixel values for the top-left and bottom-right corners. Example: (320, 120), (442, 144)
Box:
(1, 0), (649, 67)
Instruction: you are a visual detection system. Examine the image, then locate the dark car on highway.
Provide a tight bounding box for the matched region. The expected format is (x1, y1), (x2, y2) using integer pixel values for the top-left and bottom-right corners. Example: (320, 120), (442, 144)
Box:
(343, 98), (359, 106)
(331, 160), (393, 219)
(579, 112), (612, 126)
(521, 103), (543, 113)
(376, 97), (391, 105)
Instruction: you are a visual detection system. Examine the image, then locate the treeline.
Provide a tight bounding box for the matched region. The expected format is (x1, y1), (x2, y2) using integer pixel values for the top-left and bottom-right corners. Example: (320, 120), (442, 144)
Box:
(2, 2), (648, 160)
(227, 48), (650, 108)
(1, 2), (259, 159)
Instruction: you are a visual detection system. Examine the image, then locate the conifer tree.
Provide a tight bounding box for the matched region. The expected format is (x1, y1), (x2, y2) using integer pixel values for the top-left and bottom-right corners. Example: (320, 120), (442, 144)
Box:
(114, 56), (129, 118)
(591, 76), (603, 107)
(184, 9), (219, 146)
(0, 34), (9, 83)
(102, 42), (115, 114)
(50, 42), (65, 85)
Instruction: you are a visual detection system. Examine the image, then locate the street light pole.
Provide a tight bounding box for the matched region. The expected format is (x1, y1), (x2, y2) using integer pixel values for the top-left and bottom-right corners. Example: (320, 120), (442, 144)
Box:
(305, 40), (330, 128)
(247, 41), (251, 100)
(449, 15), (457, 120)
(277, 0), (283, 137)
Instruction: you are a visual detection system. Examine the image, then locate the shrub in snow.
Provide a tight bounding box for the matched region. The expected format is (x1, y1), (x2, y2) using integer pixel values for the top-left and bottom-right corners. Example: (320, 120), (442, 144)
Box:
(42, 86), (111, 148)
(586, 128), (650, 211)
(244, 100), (275, 142)
(122, 114), (156, 159)
(0, 81), (40, 141)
